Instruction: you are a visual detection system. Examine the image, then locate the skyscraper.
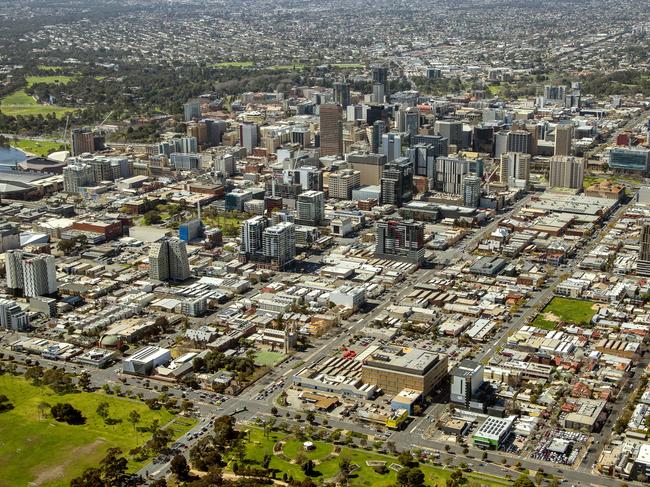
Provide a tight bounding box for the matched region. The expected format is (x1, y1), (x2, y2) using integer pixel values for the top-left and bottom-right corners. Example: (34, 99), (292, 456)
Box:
(239, 122), (258, 154)
(183, 99), (201, 122)
(434, 156), (472, 195)
(371, 120), (385, 154)
(410, 144), (437, 179)
(554, 124), (574, 156)
(372, 66), (390, 98)
(507, 130), (533, 155)
(333, 82), (351, 108)
(0, 298), (29, 331)
(6, 250), (58, 297)
(296, 190), (325, 226)
(549, 156), (584, 189)
(71, 128), (96, 156)
(382, 133), (401, 162)
(463, 175), (481, 208)
(63, 163), (95, 193)
(398, 107), (420, 138)
(638, 221), (650, 277)
(380, 157), (413, 206)
(149, 238), (190, 282)
(372, 82), (385, 103)
(375, 218), (424, 264)
(328, 169), (361, 200)
(240, 216), (268, 257)
(262, 222), (296, 270)
(435, 121), (463, 147)
(319, 104), (343, 157)
(500, 153), (531, 189)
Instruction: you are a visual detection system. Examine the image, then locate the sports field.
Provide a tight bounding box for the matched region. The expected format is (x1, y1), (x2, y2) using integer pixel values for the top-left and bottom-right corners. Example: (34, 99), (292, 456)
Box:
(0, 90), (74, 117)
(532, 297), (596, 330)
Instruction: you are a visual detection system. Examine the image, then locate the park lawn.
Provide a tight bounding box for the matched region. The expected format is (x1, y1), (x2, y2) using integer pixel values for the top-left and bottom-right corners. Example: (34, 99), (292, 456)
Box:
(37, 65), (63, 71)
(0, 90), (74, 117)
(0, 375), (195, 487)
(235, 427), (510, 487)
(26, 75), (75, 87)
(532, 297), (596, 330)
(212, 61), (254, 68)
(11, 138), (64, 157)
(331, 63), (364, 69)
(267, 63), (306, 71)
(254, 351), (286, 367)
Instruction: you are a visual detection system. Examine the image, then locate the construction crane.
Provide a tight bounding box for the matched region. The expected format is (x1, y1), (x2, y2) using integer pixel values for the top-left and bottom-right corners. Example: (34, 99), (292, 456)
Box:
(484, 160), (502, 194)
(95, 111), (113, 132)
(62, 114), (70, 154)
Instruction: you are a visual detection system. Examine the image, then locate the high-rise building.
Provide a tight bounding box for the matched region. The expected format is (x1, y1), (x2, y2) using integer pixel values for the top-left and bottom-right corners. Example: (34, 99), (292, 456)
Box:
(0, 299), (29, 331)
(371, 82), (385, 103)
(371, 120), (385, 154)
(262, 222), (296, 270)
(380, 157), (413, 206)
(183, 99), (201, 122)
(609, 148), (650, 173)
(203, 119), (227, 147)
(638, 221), (650, 277)
(239, 122), (259, 154)
(507, 130), (533, 155)
(240, 215), (268, 257)
(333, 82), (351, 108)
(63, 163), (95, 193)
(6, 250), (58, 297)
(347, 152), (387, 186)
(435, 121), (463, 147)
(372, 66), (390, 98)
(382, 133), (401, 162)
(549, 156), (584, 189)
(375, 218), (425, 264)
(319, 104), (343, 157)
(329, 169), (361, 199)
(463, 175), (481, 208)
(434, 156), (473, 195)
(297, 190), (325, 226)
(398, 107), (420, 138)
(291, 126), (311, 148)
(473, 125), (495, 155)
(544, 85), (566, 102)
(500, 153), (531, 189)
(89, 157), (114, 183)
(149, 238), (190, 282)
(450, 360), (484, 408)
(554, 124), (574, 156)
(215, 154), (236, 176)
(410, 144), (438, 179)
(71, 128), (96, 156)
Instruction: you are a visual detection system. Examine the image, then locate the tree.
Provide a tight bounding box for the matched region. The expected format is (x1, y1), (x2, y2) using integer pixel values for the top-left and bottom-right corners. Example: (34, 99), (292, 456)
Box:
(144, 210), (162, 225)
(37, 401), (51, 420)
(306, 411), (315, 423)
(301, 459), (315, 476)
(147, 426), (172, 453)
(70, 467), (103, 487)
(51, 403), (85, 425)
(407, 467), (425, 487)
(213, 415), (238, 448)
(190, 437), (222, 471)
(100, 447), (128, 485)
(170, 454), (190, 480)
(128, 409), (141, 431)
(398, 450), (413, 466)
(271, 406), (278, 416)
(77, 371), (92, 391)
(397, 467), (411, 486)
(338, 456), (351, 486)
(57, 239), (76, 253)
(96, 401), (110, 422)
(0, 394), (13, 413)
(513, 474), (535, 487)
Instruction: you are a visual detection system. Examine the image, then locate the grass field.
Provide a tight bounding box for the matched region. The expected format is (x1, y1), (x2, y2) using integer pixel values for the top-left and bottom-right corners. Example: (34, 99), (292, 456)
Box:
(25, 75), (74, 88)
(254, 351), (286, 367)
(11, 139), (64, 157)
(36, 65), (63, 71)
(212, 61), (254, 68)
(331, 63), (365, 69)
(0, 90), (74, 117)
(267, 63), (306, 71)
(234, 427), (511, 487)
(0, 375), (195, 487)
(532, 297), (596, 330)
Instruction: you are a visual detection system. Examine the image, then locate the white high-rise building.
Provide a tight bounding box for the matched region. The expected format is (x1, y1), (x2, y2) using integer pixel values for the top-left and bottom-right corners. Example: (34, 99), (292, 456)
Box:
(63, 163), (95, 193)
(500, 152), (531, 189)
(240, 216), (268, 256)
(328, 169), (361, 199)
(263, 222), (296, 270)
(549, 156), (584, 189)
(148, 238), (190, 282)
(382, 133), (401, 163)
(0, 299), (29, 331)
(6, 250), (57, 297)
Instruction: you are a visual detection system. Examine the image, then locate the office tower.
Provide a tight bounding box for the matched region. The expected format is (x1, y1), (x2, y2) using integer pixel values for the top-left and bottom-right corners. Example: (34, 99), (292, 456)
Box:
(375, 218), (425, 264)
(609, 148), (650, 173)
(371, 120), (385, 153)
(410, 144), (437, 179)
(403, 108), (420, 138)
(544, 85), (566, 102)
(638, 221), (650, 277)
(333, 82), (351, 108)
(171, 153), (201, 171)
(177, 136), (197, 154)
(380, 157), (413, 206)
(71, 128), (96, 156)
(435, 121), (463, 147)
(411, 134), (449, 155)
(292, 126), (311, 148)
(63, 163), (95, 193)
(0, 298), (29, 331)
(346, 104), (364, 122)
(434, 156), (472, 195)
(426, 67), (442, 79)
(372, 66), (390, 98)
(263, 222), (296, 270)
(507, 130), (533, 155)
(241, 216), (268, 257)
(286, 166), (323, 191)
(89, 157), (113, 182)
(450, 360), (484, 408)
(382, 133), (401, 162)
(329, 169), (361, 199)
(183, 99), (201, 122)
(463, 175), (481, 208)
(319, 104), (343, 157)
(372, 82), (385, 103)
(187, 122), (208, 147)
(110, 157), (131, 179)
(296, 190), (325, 226)
(347, 152), (387, 185)
(6, 251), (57, 297)
(149, 238), (190, 282)
(204, 119), (227, 147)
(473, 125), (495, 154)
(215, 154), (236, 176)
(494, 131), (509, 158)
(554, 124), (574, 156)
(239, 122), (259, 154)
(549, 156), (584, 189)
(500, 153), (531, 189)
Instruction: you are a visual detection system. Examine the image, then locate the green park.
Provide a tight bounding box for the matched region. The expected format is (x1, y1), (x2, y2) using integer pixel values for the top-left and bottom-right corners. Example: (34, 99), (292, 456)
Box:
(0, 375), (195, 487)
(532, 297), (597, 330)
